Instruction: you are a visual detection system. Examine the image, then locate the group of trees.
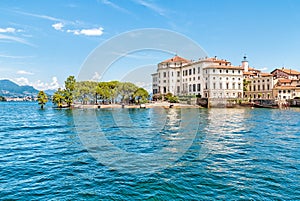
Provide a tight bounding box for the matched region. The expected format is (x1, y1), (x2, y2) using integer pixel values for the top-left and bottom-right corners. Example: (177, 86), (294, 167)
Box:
(73, 80), (149, 105)
(37, 75), (150, 108)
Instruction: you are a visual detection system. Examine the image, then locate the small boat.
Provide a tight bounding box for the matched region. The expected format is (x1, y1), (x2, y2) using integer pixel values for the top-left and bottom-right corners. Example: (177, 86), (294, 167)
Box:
(251, 99), (279, 109)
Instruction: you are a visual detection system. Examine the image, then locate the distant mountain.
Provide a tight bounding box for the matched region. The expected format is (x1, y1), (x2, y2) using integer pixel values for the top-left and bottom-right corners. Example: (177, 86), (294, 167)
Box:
(0, 79), (39, 97)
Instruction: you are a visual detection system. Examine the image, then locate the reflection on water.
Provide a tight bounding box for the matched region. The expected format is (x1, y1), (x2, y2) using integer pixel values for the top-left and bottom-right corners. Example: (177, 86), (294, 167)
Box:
(0, 102), (299, 200)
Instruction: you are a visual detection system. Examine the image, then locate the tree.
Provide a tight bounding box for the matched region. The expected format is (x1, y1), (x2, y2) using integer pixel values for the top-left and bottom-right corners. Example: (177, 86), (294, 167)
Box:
(243, 79), (251, 92)
(37, 91), (48, 109)
(133, 88), (149, 104)
(52, 88), (64, 108)
(64, 76), (76, 107)
(118, 82), (139, 104)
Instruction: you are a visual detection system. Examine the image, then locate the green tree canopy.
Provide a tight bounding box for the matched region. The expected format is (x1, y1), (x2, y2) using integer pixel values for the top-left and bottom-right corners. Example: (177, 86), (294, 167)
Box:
(37, 90), (48, 109)
(52, 88), (65, 108)
(133, 88), (149, 104)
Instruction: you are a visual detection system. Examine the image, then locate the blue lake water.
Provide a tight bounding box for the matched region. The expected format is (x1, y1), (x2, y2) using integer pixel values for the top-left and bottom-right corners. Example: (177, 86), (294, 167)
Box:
(0, 102), (299, 200)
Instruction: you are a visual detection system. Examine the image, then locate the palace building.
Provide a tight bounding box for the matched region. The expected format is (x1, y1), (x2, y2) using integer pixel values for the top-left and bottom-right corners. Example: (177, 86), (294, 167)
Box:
(152, 55), (243, 99)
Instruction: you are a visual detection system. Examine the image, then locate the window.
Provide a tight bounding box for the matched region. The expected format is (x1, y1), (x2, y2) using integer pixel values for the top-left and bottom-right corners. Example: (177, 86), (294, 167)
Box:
(232, 70), (234, 73)
(226, 70), (229, 73)
(189, 84), (192, 92)
(220, 70), (222, 73)
(213, 77), (216, 80)
(232, 82), (235, 89)
(254, 86), (256, 91)
(163, 72), (166, 77)
(198, 67), (200, 73)
(177, 86), (180, 93)
(213, 82), (216, 89)
(258, 85), (260, 91)
(213, 69), (215, 73)
(189, 69), (192, 75)
(262, 85), (265, 90)
(226, 83), (229, 89)
(171, 72), (173, 77)
(193, 68), (195, 74)
(267, 84), (270, 90)
(197, 84), (201, 91)
(238, 83), (241, 90)
(220, 83), (222, 89)
(193, 84), (196, 92)
(177, 71), (180, 76)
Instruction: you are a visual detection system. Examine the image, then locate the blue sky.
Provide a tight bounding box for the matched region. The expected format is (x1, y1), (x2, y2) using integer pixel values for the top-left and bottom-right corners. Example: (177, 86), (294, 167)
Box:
(0, 0), (300, 90)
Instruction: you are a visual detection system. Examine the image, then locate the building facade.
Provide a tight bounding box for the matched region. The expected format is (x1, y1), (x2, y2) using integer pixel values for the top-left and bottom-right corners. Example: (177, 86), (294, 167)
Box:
(242, 57), (274, 99)
(152, 55), (243, 99)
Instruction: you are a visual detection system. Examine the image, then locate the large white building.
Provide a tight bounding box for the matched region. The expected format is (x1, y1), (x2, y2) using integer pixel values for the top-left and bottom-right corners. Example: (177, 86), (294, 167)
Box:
(152, 55), (243, 99)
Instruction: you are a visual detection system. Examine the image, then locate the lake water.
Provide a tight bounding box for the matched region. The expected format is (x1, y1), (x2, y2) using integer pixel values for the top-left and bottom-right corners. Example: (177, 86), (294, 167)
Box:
(0, 102), (299, 200)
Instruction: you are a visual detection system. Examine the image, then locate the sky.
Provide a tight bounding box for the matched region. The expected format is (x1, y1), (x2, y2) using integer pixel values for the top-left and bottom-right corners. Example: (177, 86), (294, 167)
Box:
(0, 0), (300, 91)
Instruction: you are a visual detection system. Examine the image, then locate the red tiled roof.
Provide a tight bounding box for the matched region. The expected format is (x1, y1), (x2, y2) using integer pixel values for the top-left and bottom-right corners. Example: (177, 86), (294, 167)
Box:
(260, 73), (273, 77)
(243, 72), (256, 75)
(281, 68), (300, 75)
(277, 78), (292, 83)
(205, 65), (243, 70)
(203, 57), (231, 64)
(161, 55), (190, 63)
(273, 86), (299, 90)
(272, 68), (300, 75)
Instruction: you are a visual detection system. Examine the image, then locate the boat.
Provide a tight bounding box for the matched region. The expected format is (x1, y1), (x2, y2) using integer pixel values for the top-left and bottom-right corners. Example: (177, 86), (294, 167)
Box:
(251, 99), (279, 109)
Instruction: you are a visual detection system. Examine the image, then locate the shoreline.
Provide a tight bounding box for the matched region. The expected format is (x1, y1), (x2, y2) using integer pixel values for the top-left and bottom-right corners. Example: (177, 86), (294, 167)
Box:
(72, 102), (203, 109)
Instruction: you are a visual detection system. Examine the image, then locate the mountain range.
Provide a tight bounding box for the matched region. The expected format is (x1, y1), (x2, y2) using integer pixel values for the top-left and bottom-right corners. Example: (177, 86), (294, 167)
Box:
(0, 79), (39, 97)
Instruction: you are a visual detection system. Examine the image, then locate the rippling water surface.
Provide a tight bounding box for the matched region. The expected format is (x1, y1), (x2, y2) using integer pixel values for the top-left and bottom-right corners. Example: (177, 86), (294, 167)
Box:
(0, 102), (299, 200)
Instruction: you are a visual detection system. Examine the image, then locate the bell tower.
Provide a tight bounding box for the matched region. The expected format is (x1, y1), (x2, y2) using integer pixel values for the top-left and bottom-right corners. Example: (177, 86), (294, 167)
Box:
(242, 55), (249, 72)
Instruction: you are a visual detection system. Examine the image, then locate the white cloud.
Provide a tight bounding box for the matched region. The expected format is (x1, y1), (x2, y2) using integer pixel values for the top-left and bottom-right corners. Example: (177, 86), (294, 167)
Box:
(0, 34), (36, 47)
(52, 22), (64, 31)
(14, 76), (60, 90)
(0, 54), (34, 59)
(0, 27), (16, 33)
(17, 70), (34, 75)
(92, 72), (101, 81)
(133, 0), (167, 17)
(15, 77), (30, 86)
(67, 27), (104, 36)
(16, 11), (64, 22)
(100, 0), (131, 14)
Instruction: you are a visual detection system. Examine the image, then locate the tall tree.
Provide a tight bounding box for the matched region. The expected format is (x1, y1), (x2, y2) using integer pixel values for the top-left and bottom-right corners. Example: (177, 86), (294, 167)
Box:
(52, 88), (64, 108)
(64, 76), (76, 107)
(37, 91), (48, 109)
(133, 88), (149, 104)
(118, 82), (139, 103)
